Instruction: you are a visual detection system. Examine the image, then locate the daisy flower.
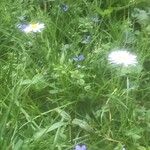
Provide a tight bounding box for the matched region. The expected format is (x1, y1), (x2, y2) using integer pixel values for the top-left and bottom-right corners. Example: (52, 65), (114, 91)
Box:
(108, 49), (138, 67)
(19, 22), (45, 33)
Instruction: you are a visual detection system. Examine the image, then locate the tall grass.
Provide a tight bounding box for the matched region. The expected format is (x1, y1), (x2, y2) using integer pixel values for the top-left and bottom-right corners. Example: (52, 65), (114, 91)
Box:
(0, 0), (150, 149)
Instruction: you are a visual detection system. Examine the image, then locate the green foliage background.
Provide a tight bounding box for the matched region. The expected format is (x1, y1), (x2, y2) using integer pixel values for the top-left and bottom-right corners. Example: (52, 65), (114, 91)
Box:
(0, 0), (150, 149)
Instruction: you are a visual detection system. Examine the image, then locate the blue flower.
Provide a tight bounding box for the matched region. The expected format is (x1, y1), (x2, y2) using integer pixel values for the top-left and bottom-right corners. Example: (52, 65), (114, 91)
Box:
(60, 4), (69, 12)
(17, 23), (28, 31)
(73, 54), (85, 62)
(75, 144), (87, 150)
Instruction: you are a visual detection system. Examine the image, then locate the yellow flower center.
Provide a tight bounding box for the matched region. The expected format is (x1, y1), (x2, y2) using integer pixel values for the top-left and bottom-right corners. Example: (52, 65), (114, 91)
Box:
(31, 24), (38, 29)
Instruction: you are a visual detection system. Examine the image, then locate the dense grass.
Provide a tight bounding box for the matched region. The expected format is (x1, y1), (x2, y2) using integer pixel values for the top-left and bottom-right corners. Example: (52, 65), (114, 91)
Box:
(0, 0), (150, 149)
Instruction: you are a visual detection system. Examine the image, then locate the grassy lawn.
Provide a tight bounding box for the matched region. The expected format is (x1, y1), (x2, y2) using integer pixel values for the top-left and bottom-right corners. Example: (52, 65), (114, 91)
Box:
(0, 0), (150, 149)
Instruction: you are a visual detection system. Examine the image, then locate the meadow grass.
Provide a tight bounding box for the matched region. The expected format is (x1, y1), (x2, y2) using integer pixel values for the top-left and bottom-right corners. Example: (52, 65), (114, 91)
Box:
(0, 0), (150, 149)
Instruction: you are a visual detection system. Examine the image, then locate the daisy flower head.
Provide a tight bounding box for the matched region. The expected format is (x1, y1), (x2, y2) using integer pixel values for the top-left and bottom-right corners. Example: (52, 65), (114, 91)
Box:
(21, 22), (45, 33)
(108, 49), (138, 67)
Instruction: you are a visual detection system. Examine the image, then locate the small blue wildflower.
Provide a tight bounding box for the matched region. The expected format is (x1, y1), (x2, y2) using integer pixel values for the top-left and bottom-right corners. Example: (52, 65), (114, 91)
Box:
(17, 23), (28, 31)
(81, 35), (92, 44)
(73, 54), (85, 62)
(60, 4), (69, 12)
(75, 144), (87, 150)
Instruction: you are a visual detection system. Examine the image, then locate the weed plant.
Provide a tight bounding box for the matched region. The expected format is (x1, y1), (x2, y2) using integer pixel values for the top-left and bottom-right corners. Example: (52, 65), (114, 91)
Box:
(0, 0), (150, 149)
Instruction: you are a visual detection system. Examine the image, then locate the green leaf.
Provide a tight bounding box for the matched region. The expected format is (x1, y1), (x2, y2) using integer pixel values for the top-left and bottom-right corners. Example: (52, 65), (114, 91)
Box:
(13, 139), (23, 150)
(125, 127), (143, 140)
(33, 122), (66, 141)
(95, 7), (114, 17)
(72, 118), (93, 132)
(55, 108), (71, 120)
(137, 146), (147, 150)
(49, 89), (64, 94)
(20, 74), (44, 85)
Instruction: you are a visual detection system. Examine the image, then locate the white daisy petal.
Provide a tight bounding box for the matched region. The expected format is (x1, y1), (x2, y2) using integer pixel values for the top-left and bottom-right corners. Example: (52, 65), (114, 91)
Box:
(19, 22), (45, 33)
(23, 25), (33, 33)
(108, 49), (138, 67)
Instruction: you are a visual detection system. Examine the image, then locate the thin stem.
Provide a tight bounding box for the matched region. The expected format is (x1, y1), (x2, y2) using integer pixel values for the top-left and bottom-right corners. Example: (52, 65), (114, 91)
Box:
(126, 76), (129, 105)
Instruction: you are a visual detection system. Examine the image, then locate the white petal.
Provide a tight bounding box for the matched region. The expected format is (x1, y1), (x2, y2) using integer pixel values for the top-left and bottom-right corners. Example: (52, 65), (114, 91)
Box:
(108, 49), (138, 67)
